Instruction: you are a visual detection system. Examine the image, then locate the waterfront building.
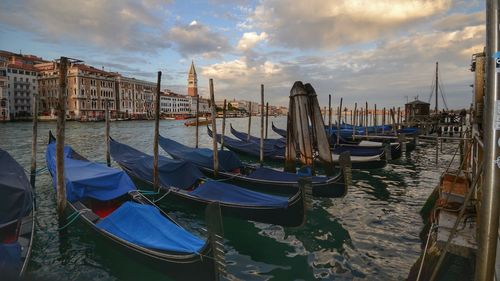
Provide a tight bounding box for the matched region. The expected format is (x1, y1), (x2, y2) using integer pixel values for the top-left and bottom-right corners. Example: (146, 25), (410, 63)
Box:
(160, 90), (190, 116)
(0, 60), (9, 121)
(36, 61), (117, 120)
(115, 75), (157, 119)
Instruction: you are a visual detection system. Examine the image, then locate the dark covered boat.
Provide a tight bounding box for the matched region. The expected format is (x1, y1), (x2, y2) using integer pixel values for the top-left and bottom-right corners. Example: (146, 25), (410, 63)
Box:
(158, 136), (348, 198)
(45, 132), (217, 281)
(0, 149), (35, 279)
(209, 126), (386, 169)
(109, 137), (306, 227)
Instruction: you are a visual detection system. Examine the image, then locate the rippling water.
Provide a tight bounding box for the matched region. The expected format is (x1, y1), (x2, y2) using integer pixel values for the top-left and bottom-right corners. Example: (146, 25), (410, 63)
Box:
(0, 117), (457, 281)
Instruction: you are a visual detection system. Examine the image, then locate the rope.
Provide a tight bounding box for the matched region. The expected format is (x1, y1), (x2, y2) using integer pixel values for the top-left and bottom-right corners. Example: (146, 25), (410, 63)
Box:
(153, 189), (171, 203)
(57, 209), (91, 231)
(417, 223), (437, 281)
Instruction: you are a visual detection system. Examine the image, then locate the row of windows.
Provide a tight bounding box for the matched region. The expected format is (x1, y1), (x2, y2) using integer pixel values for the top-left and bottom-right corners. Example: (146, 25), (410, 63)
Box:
(7, 69), (37, 76)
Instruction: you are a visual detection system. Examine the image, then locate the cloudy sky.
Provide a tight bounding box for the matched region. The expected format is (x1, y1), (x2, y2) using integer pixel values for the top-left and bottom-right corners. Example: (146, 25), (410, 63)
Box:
(0, 0), (485, 108)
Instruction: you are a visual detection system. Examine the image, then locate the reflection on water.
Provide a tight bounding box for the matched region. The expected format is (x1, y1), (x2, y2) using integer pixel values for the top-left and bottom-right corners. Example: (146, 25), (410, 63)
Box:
(0, 117), (451, 280)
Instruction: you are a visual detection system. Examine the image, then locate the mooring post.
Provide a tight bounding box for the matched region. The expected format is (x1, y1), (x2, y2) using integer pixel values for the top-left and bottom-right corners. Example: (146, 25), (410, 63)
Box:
(153, 71), (161, 192)
(382, 107), (386, 134)
(221, 99), (226, 150)
(397, 107), (401, 129)
(435, 137), (439, 165)
(195, 95), (200, 148)
(337, 99), (342, 144)
(374, 104), (377, 134)
(474, 3), (500, 274)
(247, 102), (252, 142)
(353, 103), (357, 138)
(105, 100), (110, 167)
(365, 102), (369, 136)
(265, 102), (269, 139)
(298, 166), (313, 225)
(209, 79), (219, 177)
(56, 57), (68, 216)
(328, 94), (332, 130)
(30, 93), (38, 193)
(260, 84), (264, 166)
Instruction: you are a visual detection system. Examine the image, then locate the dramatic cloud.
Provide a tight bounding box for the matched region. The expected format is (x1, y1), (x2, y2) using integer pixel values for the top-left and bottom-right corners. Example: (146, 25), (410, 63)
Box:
(237, 32), (268, 51)
(168, 21), (231, 58)
(0, 0), (171, 53)
(251, 0), (452, 49)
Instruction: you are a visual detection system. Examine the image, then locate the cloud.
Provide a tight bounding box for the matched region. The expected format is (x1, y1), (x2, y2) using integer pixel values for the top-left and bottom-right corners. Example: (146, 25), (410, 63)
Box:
(251, 0), (452, 49)
(433, 12), (484, 31)
(168, 21), (231, 58)
(0, 0), (172, 53)
(237, 32), (268, 51)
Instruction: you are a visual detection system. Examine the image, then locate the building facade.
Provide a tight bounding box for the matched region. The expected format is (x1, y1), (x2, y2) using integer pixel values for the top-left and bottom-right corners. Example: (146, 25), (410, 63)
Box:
(160, 91), (190, 116)
(115, 76), (157, 119)
(0, 60), (9, 121)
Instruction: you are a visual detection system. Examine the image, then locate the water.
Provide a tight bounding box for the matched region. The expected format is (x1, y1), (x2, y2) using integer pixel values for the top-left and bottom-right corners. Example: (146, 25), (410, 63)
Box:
(0, 117), (457, 281)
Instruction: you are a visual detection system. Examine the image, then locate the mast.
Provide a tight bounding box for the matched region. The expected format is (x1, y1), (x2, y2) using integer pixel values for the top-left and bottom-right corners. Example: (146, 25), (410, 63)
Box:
(435, 62), (439, 113)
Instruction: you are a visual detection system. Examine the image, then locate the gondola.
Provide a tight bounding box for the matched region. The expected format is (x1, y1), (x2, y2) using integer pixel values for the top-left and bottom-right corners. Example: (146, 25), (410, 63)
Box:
(45, 132), (217, 281)
(209, 126), (386, 169)
(109, 137), (306, 227)
(230, 124), (399, 159)
(158, 136), (348, 198)
(0, 148), (35, 279)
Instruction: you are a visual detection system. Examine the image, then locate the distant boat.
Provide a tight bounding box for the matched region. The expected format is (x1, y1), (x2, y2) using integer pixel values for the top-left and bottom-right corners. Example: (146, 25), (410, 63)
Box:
(0, 149), (35, 278)
(185, 117), (211, 127)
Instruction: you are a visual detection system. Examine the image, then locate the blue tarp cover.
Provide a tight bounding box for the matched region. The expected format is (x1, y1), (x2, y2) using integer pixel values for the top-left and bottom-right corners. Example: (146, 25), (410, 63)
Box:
(0, 149), (33, 227)
(190, 180), (289, 208)
(109, 138), (203, 189)
(230, 125), (286, 149)
(0, 242), (21, 275)
(158, 136), (243, 171)
(207, 127), (285, 160)
(96, 201), (205, 253)
(247, 167), (328, 183)
(46, 142), (135, 203)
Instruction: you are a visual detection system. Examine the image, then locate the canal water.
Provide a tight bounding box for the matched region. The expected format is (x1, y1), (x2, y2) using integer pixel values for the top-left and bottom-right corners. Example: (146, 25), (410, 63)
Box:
(0, 117), (457, 281)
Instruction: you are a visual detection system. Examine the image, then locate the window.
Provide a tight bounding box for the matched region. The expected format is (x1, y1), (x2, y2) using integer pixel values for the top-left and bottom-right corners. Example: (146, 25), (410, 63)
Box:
(7, 69), (11, 73)
(19, 70), (24, 75)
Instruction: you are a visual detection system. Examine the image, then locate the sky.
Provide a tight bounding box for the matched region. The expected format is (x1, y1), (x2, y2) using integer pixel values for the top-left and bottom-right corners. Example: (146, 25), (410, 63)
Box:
(0, 0), (485, 109)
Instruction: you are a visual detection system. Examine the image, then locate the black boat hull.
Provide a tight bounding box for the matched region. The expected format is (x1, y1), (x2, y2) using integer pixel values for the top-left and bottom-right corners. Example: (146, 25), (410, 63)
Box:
(123, 170), (306, 227)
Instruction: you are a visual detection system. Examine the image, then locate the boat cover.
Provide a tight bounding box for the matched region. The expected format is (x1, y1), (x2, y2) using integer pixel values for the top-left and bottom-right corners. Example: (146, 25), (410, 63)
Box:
(0, 149), (33, 227)
(46, 142), (135, 203)
(398, 127), (419, 134)
(190, 180), (289, 208)
(96, 201), (205, 253)
(230, 125), (286, 149)
(247, 167), (328, 183)
(158, 135), (243, 171)
(109, 138), (203, 189)
(0, 242), (21, 275)
(207, 127), (285, 160)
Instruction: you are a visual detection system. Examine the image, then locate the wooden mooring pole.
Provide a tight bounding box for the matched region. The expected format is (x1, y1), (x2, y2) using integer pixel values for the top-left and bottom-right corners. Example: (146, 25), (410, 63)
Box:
(260, 84), (264, 166)
(105, 100), (110, 167)
(221, 99), (226, 150)
(247, 102), (252, 141)
(56, 57), (68, 216)
(328, 94), (332, 130)
(209, 79), (219, 177)
(30, 93), (38, 192)
(153, 71), (161, 192)
(265, 102), (269, 139)
(337, 98), (342, 144)
(195, 95), (200, 148)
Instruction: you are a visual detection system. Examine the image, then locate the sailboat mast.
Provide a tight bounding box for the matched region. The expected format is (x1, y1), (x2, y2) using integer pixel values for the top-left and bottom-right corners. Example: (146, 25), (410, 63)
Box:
(435, 62), (439, 113)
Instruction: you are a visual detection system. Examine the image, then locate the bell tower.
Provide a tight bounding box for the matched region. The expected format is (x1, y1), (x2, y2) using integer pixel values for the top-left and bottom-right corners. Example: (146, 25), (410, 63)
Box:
(188, 60), (198, 97)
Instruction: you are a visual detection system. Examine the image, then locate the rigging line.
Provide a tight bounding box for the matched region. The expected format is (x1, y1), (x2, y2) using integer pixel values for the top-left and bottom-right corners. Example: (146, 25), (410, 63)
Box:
(437, 67), (449, 110)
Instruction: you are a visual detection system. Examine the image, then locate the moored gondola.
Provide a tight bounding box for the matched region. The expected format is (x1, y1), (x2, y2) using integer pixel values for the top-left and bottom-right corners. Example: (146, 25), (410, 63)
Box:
(109, 136), (306, 227)
(0, 148), (35, 279)
(208, 126), (386, 170)
(45, 132), (217, 281)
(158, 136), (349, 198)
